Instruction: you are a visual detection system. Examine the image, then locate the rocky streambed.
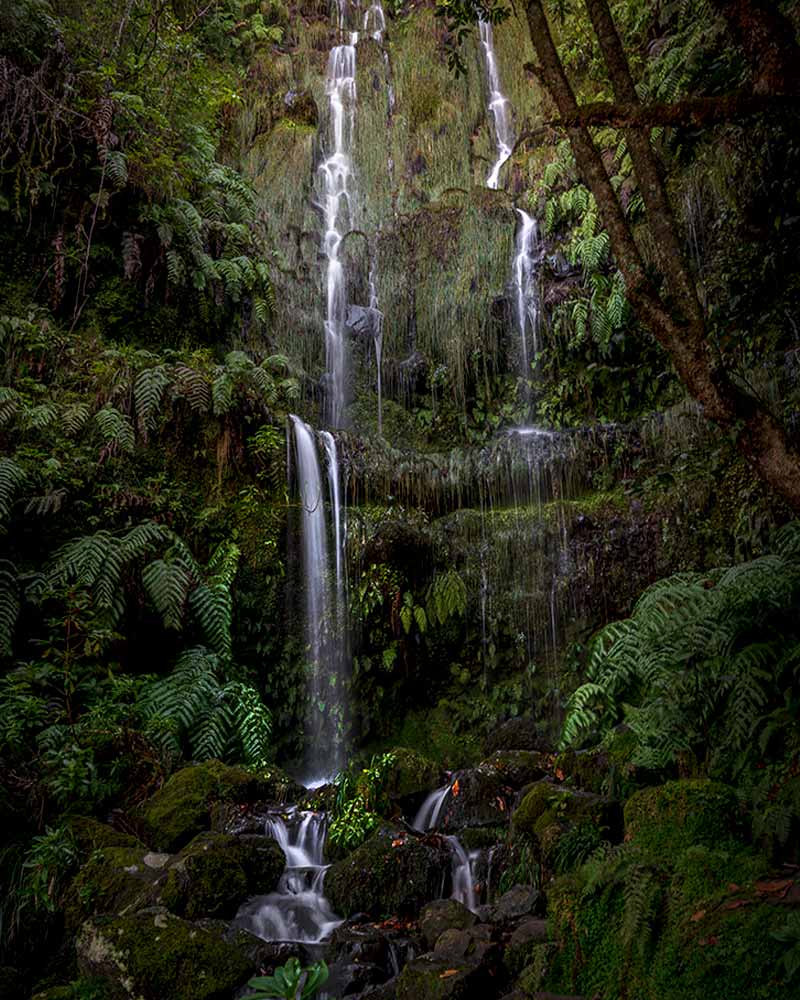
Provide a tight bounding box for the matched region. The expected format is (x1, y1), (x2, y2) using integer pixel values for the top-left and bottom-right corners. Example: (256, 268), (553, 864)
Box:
(42, 735), (800, 1000)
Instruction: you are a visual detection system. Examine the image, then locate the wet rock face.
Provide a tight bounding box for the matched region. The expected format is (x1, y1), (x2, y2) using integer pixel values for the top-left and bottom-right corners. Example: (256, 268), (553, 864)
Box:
(623, 778), (741, 855)
(325, 827), (447, 918)
(383, 747), (444, 811)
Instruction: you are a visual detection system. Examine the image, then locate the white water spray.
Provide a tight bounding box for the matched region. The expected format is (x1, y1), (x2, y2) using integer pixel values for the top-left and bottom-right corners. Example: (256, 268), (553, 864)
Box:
(320, 20), (358, 427)
(478, 20), (513, 189)
(291, 416), (347, 783)
(234, 809), (342, 944)
(511, 209), (543, 391)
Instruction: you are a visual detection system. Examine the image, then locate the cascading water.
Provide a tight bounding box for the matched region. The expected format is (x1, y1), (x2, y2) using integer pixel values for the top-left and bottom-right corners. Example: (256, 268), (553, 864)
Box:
(478, 20), (513, 189)
(511, 209), (543, 395)
(234, 809), (342, 944)
(291, 416), (348, 783)
(414, 784), (478, 913)
(320, 16), (358, 428)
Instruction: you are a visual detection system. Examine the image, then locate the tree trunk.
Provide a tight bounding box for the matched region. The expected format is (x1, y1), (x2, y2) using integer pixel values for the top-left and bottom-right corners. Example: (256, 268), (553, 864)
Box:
(524, 0), (800, 509)
(553, 93), (799, 128)
(709, 0), (800, 95)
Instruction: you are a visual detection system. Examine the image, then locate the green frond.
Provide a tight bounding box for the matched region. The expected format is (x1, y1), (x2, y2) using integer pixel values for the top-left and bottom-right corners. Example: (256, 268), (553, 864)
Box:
(0, 457), (26, 528)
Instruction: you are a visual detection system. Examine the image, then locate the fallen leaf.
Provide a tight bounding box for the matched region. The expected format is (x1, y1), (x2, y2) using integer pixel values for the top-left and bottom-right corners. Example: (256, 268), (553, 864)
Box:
(722, 900), (750, 911)
(452, 780), (460, 797)
(391, 839), (404, 847)
(755, 878), (793, 896)
(439, 970), (459, 979)
(727, 883), (740, 892)
(690, 910), (706, 922)
(555, 768), (565, 781)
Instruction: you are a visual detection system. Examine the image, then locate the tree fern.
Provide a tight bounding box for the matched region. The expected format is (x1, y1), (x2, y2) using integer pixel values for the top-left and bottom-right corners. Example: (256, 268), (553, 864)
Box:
(134, 365), (170, 437)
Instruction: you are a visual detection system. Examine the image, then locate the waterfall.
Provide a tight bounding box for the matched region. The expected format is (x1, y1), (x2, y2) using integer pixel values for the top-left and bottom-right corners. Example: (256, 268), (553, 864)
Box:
(512, 209), (543, 393)
(414, 784), (478, 913)
(320, 18), (358, 427)
(291, 415), (348, 783)
(478, 20), (513, 190)
(234, 808), (342, 944)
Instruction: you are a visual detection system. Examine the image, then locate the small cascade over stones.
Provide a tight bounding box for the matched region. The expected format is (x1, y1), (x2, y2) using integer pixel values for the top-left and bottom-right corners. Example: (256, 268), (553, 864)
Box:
(319, 6), (358, 427)
(478, 20), (513, 189)
(511, 209), (543, 397)
(414, 785), (479, 913)
(234, 808), (342, 945)
(290, 415), (349, 783)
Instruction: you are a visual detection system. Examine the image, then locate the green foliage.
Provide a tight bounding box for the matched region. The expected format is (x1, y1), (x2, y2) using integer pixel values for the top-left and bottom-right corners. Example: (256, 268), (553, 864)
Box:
(246, 958), (329, 1000)
(19, 825), (78, 914)
(329, 753), (396, 852)
(140, 646), (272, 766)
(561, 524), (800, 778)
(426, 569), (467, 626)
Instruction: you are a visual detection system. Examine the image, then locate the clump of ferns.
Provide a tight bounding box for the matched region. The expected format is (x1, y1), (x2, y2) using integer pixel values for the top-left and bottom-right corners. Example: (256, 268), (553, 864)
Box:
(561, 521), (800, 782)
(1, 522), (273, 768)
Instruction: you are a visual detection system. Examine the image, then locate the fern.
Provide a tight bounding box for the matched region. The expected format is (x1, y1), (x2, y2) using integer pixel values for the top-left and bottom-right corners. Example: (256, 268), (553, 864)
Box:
(189, 541), (240, 661)
(0, 457), (26, 528)
(561, 527), (800, 774)
(140, 647), (271, 765)
(426, 569), (467, 626)
(94, 405), (135, 455)
(142, 554), (196, 631)
(134, 365), (170, 436)
(0, 561), (20, 659)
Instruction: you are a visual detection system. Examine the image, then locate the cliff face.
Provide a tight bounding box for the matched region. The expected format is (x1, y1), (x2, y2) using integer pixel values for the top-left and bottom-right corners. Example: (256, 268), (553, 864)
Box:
(237, 1), (542, 425)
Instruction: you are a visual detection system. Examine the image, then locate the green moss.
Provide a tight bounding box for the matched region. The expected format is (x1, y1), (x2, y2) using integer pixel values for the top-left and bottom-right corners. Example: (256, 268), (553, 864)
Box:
(624, 779), (742, 855)
(513, 942), (557, 989)
(65, 848), (156, 931)
(76, 911), (253, 1000)
(154, 833), (283, 919)
(325, 827), (443, 918)
(66, 817), (145, 856)
(137, 760), (300, 852)
(512, 783), (558, 836)
(383, 747), (442, 802)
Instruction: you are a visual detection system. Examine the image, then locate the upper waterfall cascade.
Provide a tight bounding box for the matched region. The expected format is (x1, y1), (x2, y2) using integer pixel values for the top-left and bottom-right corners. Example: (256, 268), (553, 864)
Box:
(479, 20), (514, 190)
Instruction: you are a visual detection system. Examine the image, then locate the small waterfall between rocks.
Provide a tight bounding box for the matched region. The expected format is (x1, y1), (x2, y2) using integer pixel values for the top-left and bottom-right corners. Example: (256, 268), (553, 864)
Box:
(234, 809), (342, 945)
(414, 785), (479, 913)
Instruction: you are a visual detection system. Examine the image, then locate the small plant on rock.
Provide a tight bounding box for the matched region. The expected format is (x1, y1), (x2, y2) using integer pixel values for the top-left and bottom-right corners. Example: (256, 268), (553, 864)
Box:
(247, 957), (329, 999)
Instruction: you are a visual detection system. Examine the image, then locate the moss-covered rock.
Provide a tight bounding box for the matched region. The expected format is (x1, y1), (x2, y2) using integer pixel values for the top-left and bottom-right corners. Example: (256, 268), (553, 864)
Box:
(624, 779), (741, 855)
(325, 828), (445, 917)
(76, 910), (253, 1000)
(480, 751), (550, 790)
(484, 717), (549, 755)
(419, 899), (476, 949)
(383, 747), (443, 804)
(65, 848), (160, 930)
(543, 841), (796, 1000)
(396, 925), (500, 1000)
(137, 760), (300, 852)
(66, 818), (145, 856)
(154, 833), (284, 919)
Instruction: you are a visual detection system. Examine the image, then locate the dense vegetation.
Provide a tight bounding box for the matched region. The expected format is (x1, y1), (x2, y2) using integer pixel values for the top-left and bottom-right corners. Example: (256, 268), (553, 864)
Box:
(1, 1), (799, 998)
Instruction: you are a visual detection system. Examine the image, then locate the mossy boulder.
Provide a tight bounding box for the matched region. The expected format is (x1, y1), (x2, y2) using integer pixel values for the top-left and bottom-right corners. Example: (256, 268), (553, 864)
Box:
(419, 899), (477, 949)
(433, 764), (519, 832)
(624, 779), (741, 855)
(325, 828), (446, 917)
(396, 925), (500, 1000)
(543, 841), (796, 1000)
(383, 747), (443, 805)
(512, 781), (622, 871)
(484, 717), (549, 755)
(76, 910), (253, 1000)
(137, 760), (301, 852)
(480, 751), (550, 790)
(67, 817), (145, 856)
(154, 833), (284, 919)
(65, 848), (160, 930)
